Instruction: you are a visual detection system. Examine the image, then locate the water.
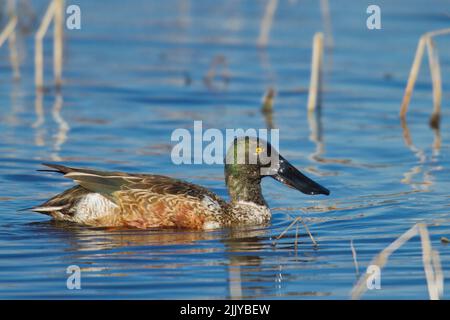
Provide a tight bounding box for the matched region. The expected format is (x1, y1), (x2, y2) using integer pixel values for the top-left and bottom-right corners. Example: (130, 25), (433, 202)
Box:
(0, 0), (449, 299)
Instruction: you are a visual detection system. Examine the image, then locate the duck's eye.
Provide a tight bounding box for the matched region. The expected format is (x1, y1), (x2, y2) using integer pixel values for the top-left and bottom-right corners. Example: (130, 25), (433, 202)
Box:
(255, 147), (263, 154)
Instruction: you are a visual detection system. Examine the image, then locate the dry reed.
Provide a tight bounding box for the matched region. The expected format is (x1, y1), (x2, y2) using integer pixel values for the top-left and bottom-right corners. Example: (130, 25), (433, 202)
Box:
(35, 0), (64, 90)
(0, 15), (16, 46)
(273, 215), (317, 248)
(35, 0), (55, 89)
(0, 16), (20, 80)
(53, 0), (64, 88)
(351, 223), (444, 300)
(307, 32), (324, 112)
(258, 0), (278, 47)
(400, 28), (450, 128)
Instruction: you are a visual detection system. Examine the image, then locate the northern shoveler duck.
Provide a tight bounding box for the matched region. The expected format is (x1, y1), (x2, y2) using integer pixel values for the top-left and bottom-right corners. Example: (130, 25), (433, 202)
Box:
(31, 137), (330, 230)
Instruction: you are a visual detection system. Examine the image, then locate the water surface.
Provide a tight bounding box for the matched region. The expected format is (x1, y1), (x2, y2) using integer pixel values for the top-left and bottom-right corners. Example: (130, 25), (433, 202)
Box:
(0, 0), (449, 299)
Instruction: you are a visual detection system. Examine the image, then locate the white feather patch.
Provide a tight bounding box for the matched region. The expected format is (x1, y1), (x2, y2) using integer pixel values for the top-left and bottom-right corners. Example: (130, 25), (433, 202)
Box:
(72, 193), (118, 222)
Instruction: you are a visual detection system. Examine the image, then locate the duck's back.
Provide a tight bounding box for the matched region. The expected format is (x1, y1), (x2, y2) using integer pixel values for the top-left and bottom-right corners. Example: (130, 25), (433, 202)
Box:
(32, 164), (228, 229)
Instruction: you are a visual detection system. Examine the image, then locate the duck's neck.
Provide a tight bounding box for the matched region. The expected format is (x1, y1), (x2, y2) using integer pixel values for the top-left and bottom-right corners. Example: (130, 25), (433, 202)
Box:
(224, 173), (271, 225)
(225, 173), (267, 207)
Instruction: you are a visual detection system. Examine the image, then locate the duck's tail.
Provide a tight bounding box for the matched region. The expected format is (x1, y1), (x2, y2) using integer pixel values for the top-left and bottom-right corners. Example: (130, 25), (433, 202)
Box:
(37, 163), (74, 174)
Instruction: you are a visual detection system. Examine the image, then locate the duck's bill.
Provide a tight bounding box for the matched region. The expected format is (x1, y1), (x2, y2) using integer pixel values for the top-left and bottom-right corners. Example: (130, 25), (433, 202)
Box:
(271, 156), (330, 195)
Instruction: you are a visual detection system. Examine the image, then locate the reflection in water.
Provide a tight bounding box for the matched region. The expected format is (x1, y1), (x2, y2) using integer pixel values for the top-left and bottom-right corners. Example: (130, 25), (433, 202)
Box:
(273, 189), (425, 222)
(51, 93), (68, 161)
(400, 118), (442, 191)
(30, 220), (326, 298)
(258, 47), (277, 85)
(5, 0), (21, 80)
(203, 55), (230, 90)
(33, 91), (69, 159)
(261, 88), (275, 129)
(319, 0), (334, 50)
(33, 90), (46, 146)
(6, 81), (23, 126)
(307, 108), (352, 169)
(224, 228), (267, 299)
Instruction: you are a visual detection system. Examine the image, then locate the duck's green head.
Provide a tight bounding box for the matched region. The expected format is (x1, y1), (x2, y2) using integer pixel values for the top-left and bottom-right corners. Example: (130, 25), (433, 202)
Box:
(224, 136), (330, 204)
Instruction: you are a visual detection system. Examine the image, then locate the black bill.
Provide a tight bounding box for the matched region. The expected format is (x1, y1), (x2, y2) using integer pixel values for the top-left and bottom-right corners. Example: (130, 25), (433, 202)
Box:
(271, 156), (330, 195)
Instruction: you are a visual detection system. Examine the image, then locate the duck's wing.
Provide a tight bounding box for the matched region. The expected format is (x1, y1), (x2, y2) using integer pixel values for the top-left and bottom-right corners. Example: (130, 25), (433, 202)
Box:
(40, 163), (227, 206)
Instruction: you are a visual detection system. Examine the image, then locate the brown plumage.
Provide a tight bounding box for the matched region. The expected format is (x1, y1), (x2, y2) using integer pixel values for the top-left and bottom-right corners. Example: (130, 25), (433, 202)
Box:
(33, 163), (229, 229)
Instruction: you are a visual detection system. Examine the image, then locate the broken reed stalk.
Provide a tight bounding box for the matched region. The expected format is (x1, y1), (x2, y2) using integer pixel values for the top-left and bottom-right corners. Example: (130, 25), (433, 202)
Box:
(8, 23), (20, 80)
(299, 217), (317, 246)
(426, 37), (442, 129)
(35, 0), (56, 89)
(273, 216), (317, 247)
(307, 32), (324, 112)
(53, 0), (64, 88)
(257, 0), (278, 47)
(400, 28), (450, 127)
(351, 223), (444, 300)
(400, 37), (427, 119)
(274, 219), (297, 242)
(35, 0), (64, 90)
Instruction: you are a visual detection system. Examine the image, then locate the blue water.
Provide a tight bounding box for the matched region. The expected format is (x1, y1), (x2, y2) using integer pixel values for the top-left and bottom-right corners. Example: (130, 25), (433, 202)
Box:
(0, 0), (449, 299)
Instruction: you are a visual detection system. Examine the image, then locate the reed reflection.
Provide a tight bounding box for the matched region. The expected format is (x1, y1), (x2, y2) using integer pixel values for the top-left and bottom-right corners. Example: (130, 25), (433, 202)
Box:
(400, 117), (442, 191)
(33, 90), (46, 146)
(50, 93), (68, 161)
(33, 91), (69, 160)
(307, 108), (351, 167)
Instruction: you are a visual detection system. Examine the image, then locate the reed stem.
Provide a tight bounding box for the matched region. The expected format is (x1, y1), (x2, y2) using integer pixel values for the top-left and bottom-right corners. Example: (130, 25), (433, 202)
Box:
(400, 36), (426, 119)
(53, 0), (64, 88)
(35, 0), (56, 90)
(425, 37), (442, 129)
(307, 32), (324, 112)
(258, 0), (278, 47)
(351, 223), (444, 300)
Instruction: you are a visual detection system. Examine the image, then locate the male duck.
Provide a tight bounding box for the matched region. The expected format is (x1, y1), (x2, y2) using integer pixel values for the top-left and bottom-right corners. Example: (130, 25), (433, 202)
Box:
(32, 137), (330, 229)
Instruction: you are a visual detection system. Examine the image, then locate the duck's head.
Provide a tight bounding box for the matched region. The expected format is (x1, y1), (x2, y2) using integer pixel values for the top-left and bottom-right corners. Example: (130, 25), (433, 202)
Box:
(224, 136), (330, 204)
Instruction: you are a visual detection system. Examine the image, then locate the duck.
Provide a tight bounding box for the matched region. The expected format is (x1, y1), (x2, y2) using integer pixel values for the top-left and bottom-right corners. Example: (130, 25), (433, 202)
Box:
(31, 137), (330, 230)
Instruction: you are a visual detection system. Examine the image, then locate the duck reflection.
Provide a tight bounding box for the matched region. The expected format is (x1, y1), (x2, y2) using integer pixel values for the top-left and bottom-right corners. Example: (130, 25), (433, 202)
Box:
(29, 220), (325, 298)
